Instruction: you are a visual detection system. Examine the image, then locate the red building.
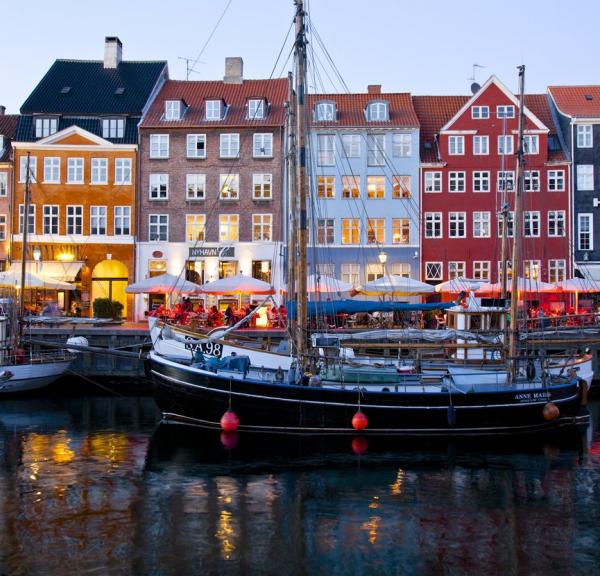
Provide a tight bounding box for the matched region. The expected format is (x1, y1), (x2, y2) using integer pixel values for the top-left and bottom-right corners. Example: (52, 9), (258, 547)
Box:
(414, 76), (570, 287)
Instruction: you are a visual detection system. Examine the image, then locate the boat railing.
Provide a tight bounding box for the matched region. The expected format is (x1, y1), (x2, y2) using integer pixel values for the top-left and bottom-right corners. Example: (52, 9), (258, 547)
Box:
(4, 349), (76, 365)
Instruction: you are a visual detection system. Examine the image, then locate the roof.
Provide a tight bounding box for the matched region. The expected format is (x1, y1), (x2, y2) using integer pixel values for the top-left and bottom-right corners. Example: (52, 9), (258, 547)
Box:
(20, 59), (167, 115)
(0, 114), (19, 162)
(140, 78), (289, 128)
(525, 94), (567, 162)
(307, 93), (420, 128)
(548, 85), (600, 118)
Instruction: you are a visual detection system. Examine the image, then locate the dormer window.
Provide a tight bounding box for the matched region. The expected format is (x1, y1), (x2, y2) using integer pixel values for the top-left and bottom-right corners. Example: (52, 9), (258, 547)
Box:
(315, 102), (336, 122)
(35, 117), (58, 138)
(165, 100), (183, 120)
(497, 105), (515, 119)
(367, 101), (388, 122)
(102, 118), (125, 138)
(206, 100), (223, 121)
(248, 99), (265, 119)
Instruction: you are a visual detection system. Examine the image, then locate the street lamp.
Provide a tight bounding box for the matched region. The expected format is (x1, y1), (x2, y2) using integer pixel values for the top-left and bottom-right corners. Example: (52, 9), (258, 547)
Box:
(32, 246), (41, 273)
(378, 250), (387, 277)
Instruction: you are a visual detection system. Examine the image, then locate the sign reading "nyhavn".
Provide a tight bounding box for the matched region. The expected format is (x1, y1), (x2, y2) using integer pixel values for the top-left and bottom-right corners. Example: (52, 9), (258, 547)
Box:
(189, 246), (235, 258)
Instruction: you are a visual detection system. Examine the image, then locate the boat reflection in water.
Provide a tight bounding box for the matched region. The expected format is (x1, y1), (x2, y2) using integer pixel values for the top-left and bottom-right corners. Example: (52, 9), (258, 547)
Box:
(1, 396), (600, 574)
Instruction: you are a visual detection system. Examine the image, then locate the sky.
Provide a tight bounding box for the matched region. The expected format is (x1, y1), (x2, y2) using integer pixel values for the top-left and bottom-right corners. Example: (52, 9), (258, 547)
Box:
(1, 0), (599, 114)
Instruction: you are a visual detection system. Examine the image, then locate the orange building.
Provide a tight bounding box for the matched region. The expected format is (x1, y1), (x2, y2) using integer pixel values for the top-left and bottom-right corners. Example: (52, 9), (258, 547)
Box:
(0, 111), (19, 270)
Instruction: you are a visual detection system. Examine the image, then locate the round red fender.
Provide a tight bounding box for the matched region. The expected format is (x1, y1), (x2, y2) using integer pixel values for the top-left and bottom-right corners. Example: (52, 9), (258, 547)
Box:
(220, 410), (240, 432)
(352, 410), (368, 431)
(542, 402), (560, 421)
(351, 436), (368, 455)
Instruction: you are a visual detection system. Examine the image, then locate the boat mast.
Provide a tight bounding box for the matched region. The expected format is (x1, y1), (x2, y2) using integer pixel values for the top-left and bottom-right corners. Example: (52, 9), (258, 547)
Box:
(17, 152), (32, 345)
(286, 70), (297, 325)
(292, 0), (308, 360)
(499, 115), (509, 300)
(508, 65), (526, 380)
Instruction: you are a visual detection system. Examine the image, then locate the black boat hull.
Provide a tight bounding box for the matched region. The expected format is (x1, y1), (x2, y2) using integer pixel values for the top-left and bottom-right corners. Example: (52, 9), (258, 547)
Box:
(150, 354), (589, 436)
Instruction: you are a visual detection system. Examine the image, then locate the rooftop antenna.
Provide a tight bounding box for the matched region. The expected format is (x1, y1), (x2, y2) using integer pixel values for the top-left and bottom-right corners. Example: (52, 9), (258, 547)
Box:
(468, 62), (486, 94)
(178, 56), (206, 80)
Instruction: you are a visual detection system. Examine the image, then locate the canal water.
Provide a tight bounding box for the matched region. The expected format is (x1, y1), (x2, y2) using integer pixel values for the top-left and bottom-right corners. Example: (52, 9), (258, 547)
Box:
(1, 391), (600, 576)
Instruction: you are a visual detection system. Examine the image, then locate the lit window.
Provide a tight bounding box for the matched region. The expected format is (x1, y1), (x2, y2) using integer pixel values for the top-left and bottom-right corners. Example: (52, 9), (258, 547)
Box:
(342, 175), (360, 198)
(317, 176), (335, 198)
(186, 214), (206, 241)
(392, 218), (410, 244)
(392, 175), (411, 198)
(341, 219), (360, 244)
(367, 218), (385, 244)
(367, 176), (385, 199)
(253, 173), (272, 200)
(252, 214), (273, 241)
(219, 214), (239, 242)
(219, 174), (240, 199)
(473, 261), (490, 281)
(186, 174), (206, 200)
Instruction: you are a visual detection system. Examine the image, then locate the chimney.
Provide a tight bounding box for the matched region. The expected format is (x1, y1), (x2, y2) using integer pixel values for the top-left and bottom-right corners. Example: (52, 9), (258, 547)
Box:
(224, 57), (243, 84)
(0, 105), (5, 115)
(368, 85), (382, 94)
(104, 37), (123, 69)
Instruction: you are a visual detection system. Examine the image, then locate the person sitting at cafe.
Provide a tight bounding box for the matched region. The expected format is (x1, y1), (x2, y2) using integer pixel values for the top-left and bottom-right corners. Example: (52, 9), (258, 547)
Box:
(208, 305), (224, 327)
(224, 303), (236, 326)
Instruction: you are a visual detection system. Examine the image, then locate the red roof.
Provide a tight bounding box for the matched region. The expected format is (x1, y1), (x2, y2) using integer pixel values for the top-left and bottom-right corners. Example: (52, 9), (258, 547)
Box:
(307, 93), (419, 128)
(524, 94), (553, 130)
(141, 78), (289, 128)
(0, 114), (19, 162)
(548, 86), (600, 118)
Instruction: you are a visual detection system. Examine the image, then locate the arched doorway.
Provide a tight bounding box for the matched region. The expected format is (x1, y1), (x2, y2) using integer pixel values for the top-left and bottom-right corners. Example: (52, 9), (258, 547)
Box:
(91, 259), (128, 317)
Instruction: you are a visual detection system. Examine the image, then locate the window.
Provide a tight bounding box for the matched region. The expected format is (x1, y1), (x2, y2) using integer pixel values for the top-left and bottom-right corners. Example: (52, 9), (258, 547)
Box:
(367, 102), (388, 121)
(497, 211), (514, 238)
(149, 134), (169, 158)
(19, 156), (37, 183)
(523, 135), (539, 155)
(497, 171), (514, 192)
(342, 134), (360, 157)
(524, 260), (541, 280)
(473, 171), (490, 192)
(35, 117), (58, 138)
(315, 263), (335, 278)
(114, 206), (131, 235)
(367, 134), (385, 165)
(471, 106), (489, 119)
(548, 260), (566, 283)
(341, 263), (360, 286)
(91, 158), (108, 184)
(206, 100), (222, 120)
(448, 136), (464, 155)
(578, 213), (593, 251)
(90, 206), (107, 235)
(497, 105), (515, 118)
(253, 214), (273, 241)
(253, 173), (272, 200)
(66, 205), (83, 235)
(366, 263), (385, 282)
(425, 262), (442, 281)
(392, 218), (410, 244)
(577, 165), (594, 190)
(367, 218), (385, 244)
(448, 262), (465, 279)
(392, 175), (411, 198)
(149, 214), (169, 241)
(149, 174), (169, 199)
(317, 176), (335, 198)
(524, 170), (540, 192)
(390, 263), (411, 278)
(425, 172), (441, 193)
(498, 135), (514, 155)
(185, 214), (206, 241)
(548, 170), (565, 192)
(0, 173), (6, 196)
(449, 212), (466, 238)
(523, 211), (540, 237)
(449, 171), (465, 192)
(342, 175), (360, 198)
(367, 176), (385, 199)
(473, 261), (490, 281)
(187, 134), (206, 158)
(67, 158), (84, 183)
(220, 134), (240, 158)
(43, 157), (60, 183)
(317, 135), (335, 165)
(18, 204), (35, 234)
(165, 100), (182, 120)
(577, 125), (593, 148)
(186, 174), (206, 200)
(252, 260), (272, 283)
(253, 133), (273, 157)
(219, 174), (240, 200)
(316, 102), (336, 121)
(392, 133), (412, 157)
(115, 158), (132, 185)
(248, 99), (265, 120)
(102, 118), (124, 138)
(316, 218), (334, 244)
(473, 135), (489, 155)
(473, 211), (490, 238)
(219, 214), (239, 242)
(548, 210), (565, 237)
(341, 219), (360, 244)
(0, 215), (6, 240)
(424, 212), (442, 238)
(43, 205), (59, 234)
(497, 260), (513, 282)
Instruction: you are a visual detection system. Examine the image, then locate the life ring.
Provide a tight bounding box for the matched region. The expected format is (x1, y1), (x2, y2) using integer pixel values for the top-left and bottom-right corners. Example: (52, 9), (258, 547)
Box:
(526, 360), (536, 381)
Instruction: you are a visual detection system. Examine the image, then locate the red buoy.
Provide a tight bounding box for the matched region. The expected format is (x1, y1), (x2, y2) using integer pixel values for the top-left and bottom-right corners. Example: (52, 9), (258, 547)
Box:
(352, 410), (368, 431)
(220, 410), (239, 431)
(542, 402), (560, 421)
(351, 436), (368, 455)
(220, 431), (239, 450)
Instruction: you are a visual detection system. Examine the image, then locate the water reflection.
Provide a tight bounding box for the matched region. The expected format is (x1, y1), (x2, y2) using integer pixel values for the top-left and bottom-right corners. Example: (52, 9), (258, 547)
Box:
(0, 395), (600, 575)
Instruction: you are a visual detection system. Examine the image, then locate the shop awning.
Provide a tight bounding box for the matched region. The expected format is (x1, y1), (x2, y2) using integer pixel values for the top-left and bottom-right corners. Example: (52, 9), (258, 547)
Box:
(8, 261), (84, 282)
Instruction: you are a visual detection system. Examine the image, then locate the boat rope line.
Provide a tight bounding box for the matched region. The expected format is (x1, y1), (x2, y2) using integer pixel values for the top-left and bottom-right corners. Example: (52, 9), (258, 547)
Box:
(65, 368), (126, 397)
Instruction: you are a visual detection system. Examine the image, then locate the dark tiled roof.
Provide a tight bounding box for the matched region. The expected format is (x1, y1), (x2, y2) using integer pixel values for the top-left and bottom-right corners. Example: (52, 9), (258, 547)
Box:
(16, 115), (140, 144)
(548, 85), (600, 118)
(20, 60), (167, 115)
(141, 78), (288, 128)
(0, 114), (19, 161)
(307, 93), (419, 128)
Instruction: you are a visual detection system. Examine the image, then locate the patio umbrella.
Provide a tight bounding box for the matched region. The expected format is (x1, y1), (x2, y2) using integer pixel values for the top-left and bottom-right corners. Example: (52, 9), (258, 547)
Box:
(125, 273), (203, 294)
(557, 277), (600, 313)
(361, 275), (435, 296)
(0, 269), (75, 290)
(483, 277), (555, 294)
(435, 276), (485, 294)
(199, 273), (274, 295)
(306, 274), (354, 293)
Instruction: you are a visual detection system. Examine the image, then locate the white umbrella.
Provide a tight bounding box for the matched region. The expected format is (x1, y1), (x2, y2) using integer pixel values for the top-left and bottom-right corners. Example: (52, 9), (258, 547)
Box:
(435, 277), (480, 294)
(557, 278), (600, 293)
(361, 275), (435, 296)
(125, 273), (202, 294)
(306, 274), (354, 293)
(0, 269), (74, 290)
(199, 273), (274, 295)
(484, 277), (555, 294)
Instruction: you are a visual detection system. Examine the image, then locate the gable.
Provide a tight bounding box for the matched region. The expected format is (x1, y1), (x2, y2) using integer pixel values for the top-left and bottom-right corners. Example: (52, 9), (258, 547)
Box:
(35, 125), (113, 146)
(52, 132), (102, 146)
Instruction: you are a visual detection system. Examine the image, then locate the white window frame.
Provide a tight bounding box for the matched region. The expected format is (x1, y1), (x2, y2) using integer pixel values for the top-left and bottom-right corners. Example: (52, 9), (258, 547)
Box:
(578, 213), (593, 251)
(341, 175), (360, 199)
(341, 134), (360, 158)
(19, 156), (37, 184)
(548, 259), (566, 283)
(497, 211), (514, 238)
(523, 211), (540, 238)
(115, 158), (132, 185)
(248, 99), (265, 120)
(66, 205), (83, 235)
(367, 134), (385, 166)
(424, 212), (442, 239)
(253, 173), (272, 200)
(523, 135), (539, 155)
(186, 174), (206, 200)
(524, 260), (541, 281)
(448, 135), (464, 155)
(341, 219), (360, 245)
(252, 213), (273, 242)
(448, 261), (466, 279)
(102, 118), (124, 139)
(219, 174), (240, 200)
(0, 173), (6, 196)
(206, 100), (222, 121)
(392, 175), (411, 199)
(367, 218), (385, 244)
(367, 175), (385, 199)
(473, 261), (490, 281)
(392, 218), (410, 244)
(471, 106), (489, 119)
(548, 210), (566, 237)
(67, 158), (84, 184)
(577, 125), (593, 148)
(449, 171), (465, 193)
(165, 100), (182, 120)
(425, 262), (443, 281)
(315, 102), (336, 121)
(91, 158), (108, 185)
(317, 176), (335, 199)
(35, 117), (58, 138)
(114, 206), (131, 235)
(43, 157), (61, 183)
(187, 134), (207, 159)
(185, 214), (206, 242)
(253, 133), (273, 158)
(316, 218), (335, 245)
(498, 135), (514, 155)
(42, 204), (59, 235)
(473, 171), (490, 192)
(473, 135), (489, 155)
(317, 134), (335, 166)
(367, 102), (388, 121)
(149, 134), (169, 159)
(577, 165), (594, 191)
(149, 214), (169, 242)
(497, 105), (515, 119)
(219, 214), (239, 242)
(18, 204), (36, 234)
(149, 173), (169, 200)
(448, 212), (466, 238)
(548, 170), (565, 192)
(392, 133), (412, 157)
(341, 263), (360, 286)
(497, 171), (515, 193)
(90, 205), (107, 235)
(220, 134), (240, 158)
(424, 171), (442, 193)
(524, 170), (540, 192)
(473, 211), (490, 238)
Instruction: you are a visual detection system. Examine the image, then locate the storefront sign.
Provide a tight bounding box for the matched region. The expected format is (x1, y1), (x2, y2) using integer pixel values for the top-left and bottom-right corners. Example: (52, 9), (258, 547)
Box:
(189, 247), (235, 258)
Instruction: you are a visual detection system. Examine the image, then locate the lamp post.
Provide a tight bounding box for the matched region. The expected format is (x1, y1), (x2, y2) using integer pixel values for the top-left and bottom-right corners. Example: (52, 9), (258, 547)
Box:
(378, 250), (387, 278)
(32, 245), (41, 274)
